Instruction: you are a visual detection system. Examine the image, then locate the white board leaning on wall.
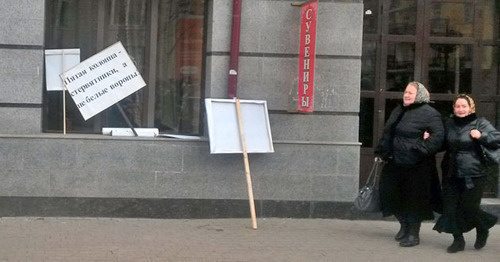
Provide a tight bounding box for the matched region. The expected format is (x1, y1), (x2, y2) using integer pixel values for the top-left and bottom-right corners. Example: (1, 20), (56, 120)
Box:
(205, 98), (274, 154)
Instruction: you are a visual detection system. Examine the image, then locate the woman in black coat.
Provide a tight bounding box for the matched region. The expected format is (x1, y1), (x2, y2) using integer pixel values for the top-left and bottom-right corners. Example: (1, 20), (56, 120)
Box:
(375, 81), (444, 247)
(433, 94), (499, 253)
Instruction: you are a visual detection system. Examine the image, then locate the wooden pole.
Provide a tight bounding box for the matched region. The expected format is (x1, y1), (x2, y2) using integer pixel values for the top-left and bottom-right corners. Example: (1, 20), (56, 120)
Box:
(63, 85), (67, 135)
(62, 49), (67, 135)
(235, 98), (258, 229)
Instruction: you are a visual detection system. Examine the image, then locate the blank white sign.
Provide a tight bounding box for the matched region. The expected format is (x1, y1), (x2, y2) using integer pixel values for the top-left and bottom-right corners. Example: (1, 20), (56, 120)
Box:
(205, 98), (274, 154)
(45, 49), (80, 91)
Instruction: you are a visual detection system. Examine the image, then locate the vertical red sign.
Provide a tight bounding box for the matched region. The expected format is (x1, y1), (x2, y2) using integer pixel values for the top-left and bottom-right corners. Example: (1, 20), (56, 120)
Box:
(297, 0), (318, 112)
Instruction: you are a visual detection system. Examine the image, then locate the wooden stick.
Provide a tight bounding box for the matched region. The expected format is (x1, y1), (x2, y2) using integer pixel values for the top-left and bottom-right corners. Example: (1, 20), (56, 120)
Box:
(62, 49), (67, 135)
(62, 85), (67, 135)
(235, 98), (257, 229)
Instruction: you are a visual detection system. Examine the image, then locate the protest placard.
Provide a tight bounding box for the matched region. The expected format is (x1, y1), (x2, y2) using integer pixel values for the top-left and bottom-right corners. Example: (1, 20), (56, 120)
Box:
(60, 41), (146, 120)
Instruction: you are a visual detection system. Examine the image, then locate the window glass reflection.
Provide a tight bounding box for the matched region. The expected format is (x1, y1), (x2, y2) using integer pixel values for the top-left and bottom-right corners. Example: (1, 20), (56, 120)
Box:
(430, 2), (473, 37)
(481, 0), (496, 41)
(363, 0), (379, 34)
(155, 0), (204, 134)
(104, 0), (148, 128)
(44, 0), (99, 132)
(109, 0), (147, 25)
(361, 40), (377, 91)
(386, 42), (415, 91)
(480, 46), (499, 95)
(428, 44), (472, 94)
(359, 98), (374, 147)
(388, 0), (417, 35)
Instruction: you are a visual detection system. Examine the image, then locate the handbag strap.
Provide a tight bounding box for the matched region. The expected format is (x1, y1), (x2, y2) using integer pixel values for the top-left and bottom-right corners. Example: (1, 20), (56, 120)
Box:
(364, 161), (380, 187)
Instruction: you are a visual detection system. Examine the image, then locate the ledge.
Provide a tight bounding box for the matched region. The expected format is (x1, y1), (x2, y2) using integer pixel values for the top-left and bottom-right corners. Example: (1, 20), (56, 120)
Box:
(0, 134), (362, 146)
(0, 133), (206, 142)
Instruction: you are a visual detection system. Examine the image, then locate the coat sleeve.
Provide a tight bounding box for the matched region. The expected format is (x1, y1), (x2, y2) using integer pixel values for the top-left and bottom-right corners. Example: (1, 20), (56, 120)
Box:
(413, 109), (445, 156)
(477, 118), (500, 149)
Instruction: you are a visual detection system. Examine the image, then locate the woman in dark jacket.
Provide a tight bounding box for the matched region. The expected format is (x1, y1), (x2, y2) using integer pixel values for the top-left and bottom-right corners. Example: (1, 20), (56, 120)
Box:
(375, 81), (444, 247)
(433, 94), (499, 253)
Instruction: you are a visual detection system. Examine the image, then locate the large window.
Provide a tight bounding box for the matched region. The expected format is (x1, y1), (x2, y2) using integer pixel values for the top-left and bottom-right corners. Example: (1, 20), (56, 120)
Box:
(360, 0), (500, 148)
(360, 0), (500, 196)
(44, 0), (205, 135)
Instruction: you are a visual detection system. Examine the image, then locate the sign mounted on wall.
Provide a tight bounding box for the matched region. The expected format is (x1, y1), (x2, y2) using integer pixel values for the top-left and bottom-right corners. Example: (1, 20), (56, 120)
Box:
(297, 0), (318, 112)
(60, 41), (146, 120)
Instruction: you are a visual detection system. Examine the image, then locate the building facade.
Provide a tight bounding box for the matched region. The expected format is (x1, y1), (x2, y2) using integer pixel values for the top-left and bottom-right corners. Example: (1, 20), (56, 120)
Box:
(0, 0), (363, 218)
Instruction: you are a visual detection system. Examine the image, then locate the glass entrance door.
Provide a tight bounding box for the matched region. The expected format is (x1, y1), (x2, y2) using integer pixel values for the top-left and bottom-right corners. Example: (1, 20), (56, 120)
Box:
(360, 0), (500, 196)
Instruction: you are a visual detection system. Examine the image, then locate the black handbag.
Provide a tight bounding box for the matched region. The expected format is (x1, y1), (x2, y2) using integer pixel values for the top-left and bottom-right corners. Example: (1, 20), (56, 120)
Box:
(353, 160), (381, 212)
(474, 120), (500, 165)
(479, 144), (500, 165)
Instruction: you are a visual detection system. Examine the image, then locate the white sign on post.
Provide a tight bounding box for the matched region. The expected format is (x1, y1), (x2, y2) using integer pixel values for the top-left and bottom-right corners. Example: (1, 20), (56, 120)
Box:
(60, 41), (146, 120)
(45, 49), (80, 91)
(205, 98), (274, 154)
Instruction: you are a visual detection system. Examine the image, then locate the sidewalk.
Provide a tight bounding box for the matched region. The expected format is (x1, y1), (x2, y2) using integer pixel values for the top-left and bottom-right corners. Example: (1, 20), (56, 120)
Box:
(0, 217), (498, 262)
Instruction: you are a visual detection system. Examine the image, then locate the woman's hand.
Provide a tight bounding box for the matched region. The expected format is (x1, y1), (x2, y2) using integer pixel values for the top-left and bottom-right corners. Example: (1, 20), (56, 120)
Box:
(423, 131), (430, 140)
(470, 129), (482, 139)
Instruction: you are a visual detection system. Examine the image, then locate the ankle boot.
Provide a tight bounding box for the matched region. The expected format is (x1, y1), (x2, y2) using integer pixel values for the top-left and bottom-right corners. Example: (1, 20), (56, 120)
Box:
(399, 222), (420, 247)
(395, 222), (409, 241)
(474, 228), (489, 250)
(447, 234), (465, 253)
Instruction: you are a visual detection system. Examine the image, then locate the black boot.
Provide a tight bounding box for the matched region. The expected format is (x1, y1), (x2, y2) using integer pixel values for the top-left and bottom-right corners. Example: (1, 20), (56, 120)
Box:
(474, 228), (489, 250)
(399, 222), (420, 247)
(395, 222), (409, 242)
(447, 234), (465, 253)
